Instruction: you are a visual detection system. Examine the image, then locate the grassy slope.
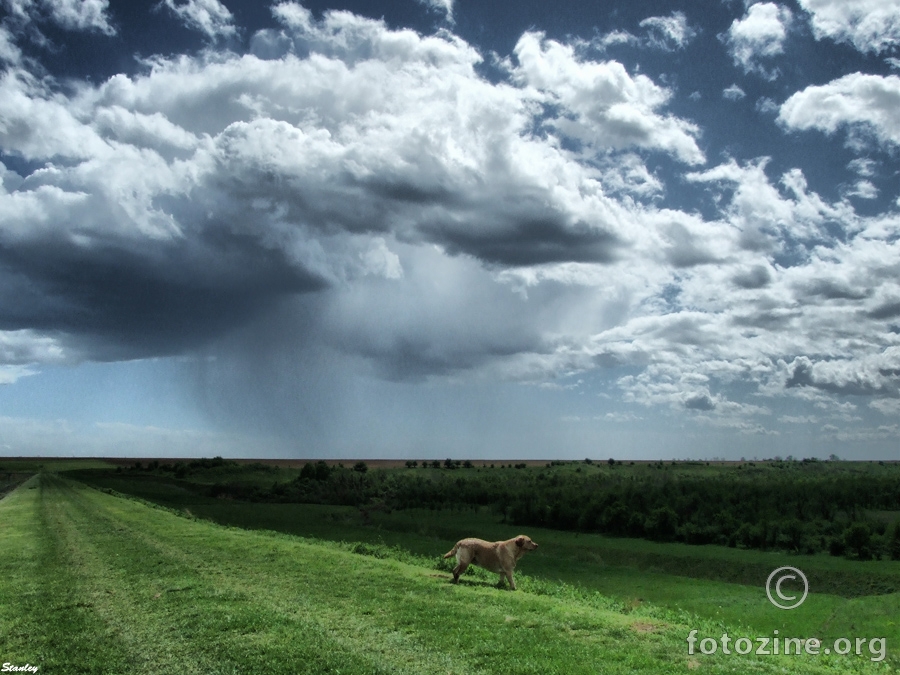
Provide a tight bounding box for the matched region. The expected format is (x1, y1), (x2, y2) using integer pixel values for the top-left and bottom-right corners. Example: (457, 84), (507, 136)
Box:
(1, 475), (889, 674)
(70, 470), (900, 658)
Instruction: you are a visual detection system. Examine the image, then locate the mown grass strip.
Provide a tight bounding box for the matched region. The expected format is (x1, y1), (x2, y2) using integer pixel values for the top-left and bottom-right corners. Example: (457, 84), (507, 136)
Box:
(0, 475), (137, 674)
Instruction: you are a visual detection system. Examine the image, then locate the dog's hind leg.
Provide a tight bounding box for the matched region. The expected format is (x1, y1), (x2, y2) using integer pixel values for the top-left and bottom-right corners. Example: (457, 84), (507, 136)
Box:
(451, 548), (474, 583)
(452, 560), (469, 583)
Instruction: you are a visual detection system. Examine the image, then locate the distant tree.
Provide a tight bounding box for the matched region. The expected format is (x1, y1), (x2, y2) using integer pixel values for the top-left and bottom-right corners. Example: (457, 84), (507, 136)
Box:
(844, 522), (872, 559)
(405, 460), (418, 469)
(584, 458), (593, 465)
(645, 506), (678, 541)
(444, 458), (456, 469)
(462, 460), (474, 469)
(314, 461), (330, 480)
(299, 463), (314, 481)
(601, 503), (628, 535)
(353, 461), (368, 474)
(889, 522), (900, 561)
(608, 458), (615, 466)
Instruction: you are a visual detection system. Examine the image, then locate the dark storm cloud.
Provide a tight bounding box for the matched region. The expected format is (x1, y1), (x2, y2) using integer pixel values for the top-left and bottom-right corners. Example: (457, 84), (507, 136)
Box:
(730, 308), (799, 330)
(868, 300), (900, 320)
(798, 278), (871, 301)
(732, 264), (772, 289)
(683, 392), (715, 410)
(2, 3), (689, 370)
(0, 229), (325, 358)
(428, 217), (622, 267)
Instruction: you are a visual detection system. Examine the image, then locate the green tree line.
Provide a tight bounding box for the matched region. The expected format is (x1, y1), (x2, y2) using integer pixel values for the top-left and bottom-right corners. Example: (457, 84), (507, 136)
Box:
(132, 458), (900, 560)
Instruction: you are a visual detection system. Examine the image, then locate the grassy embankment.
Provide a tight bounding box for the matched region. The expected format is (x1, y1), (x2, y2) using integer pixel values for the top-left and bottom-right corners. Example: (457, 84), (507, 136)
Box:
(1, 472), (896, 673)
(70, 465), (900, 658)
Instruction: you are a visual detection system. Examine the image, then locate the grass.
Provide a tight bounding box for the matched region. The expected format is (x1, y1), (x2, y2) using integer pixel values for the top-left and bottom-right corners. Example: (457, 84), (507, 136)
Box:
(1, 474), (896, 673)
(71, 469), (900, 657)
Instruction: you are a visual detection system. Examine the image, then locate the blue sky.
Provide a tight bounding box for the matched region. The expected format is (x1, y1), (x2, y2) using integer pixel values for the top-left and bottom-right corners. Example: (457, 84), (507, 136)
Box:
(1, 0), (899, 460)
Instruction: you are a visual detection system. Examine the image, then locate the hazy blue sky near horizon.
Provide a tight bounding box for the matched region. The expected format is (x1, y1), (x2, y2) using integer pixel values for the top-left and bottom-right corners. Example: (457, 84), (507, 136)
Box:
(1, 0), (899, 460)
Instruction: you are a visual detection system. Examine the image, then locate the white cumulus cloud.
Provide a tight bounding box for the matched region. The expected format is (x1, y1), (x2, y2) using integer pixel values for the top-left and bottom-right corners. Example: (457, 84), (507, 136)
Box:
(723, 2), (792, 79)
(513, 32), (705, 164)
(797, 0), (900, 54)
(778, 73), (900, 149)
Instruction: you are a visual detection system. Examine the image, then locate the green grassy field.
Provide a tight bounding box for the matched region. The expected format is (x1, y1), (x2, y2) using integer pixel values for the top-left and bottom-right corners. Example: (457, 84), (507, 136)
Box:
(68, 468), (900, 655)
(1, 473), (896, 673)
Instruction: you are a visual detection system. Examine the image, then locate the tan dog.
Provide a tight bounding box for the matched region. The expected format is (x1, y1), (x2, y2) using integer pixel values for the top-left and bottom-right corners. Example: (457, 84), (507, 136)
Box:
(443, 535), (538, 590)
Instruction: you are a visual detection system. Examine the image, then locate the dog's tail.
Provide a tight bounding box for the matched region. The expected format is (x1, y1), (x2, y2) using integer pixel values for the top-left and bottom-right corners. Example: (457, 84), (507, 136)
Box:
(442, 543), (459, 559)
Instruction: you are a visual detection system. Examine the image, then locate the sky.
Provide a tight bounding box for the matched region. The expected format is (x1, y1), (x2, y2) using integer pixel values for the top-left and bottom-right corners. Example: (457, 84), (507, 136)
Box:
(0, 0), (899, 460)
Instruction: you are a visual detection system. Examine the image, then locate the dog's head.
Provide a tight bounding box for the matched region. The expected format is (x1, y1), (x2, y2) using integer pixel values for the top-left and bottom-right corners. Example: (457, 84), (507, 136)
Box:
(515, 535), (538, 551)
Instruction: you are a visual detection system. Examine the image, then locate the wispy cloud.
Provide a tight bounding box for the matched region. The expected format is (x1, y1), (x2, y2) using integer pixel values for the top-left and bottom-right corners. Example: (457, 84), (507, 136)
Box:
(723, 84), (746, 100)
(415, 0), (453, 24)
(595, 11), (696, 52)
(639, 11), (697, 51)
(161, 0), (237, 40)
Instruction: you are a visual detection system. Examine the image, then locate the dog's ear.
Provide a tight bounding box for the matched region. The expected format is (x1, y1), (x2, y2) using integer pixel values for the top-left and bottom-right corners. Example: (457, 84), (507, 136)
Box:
(515, 536), (524, 547)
